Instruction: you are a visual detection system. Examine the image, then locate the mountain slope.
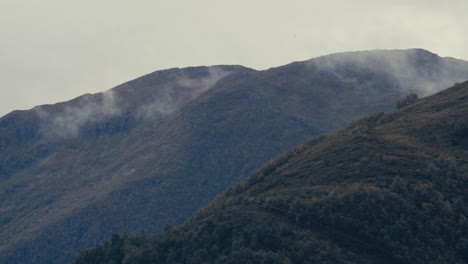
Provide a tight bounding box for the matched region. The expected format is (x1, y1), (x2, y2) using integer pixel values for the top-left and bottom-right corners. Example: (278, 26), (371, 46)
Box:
(76, 81), (468, 264)
(1, 49), (468, 263)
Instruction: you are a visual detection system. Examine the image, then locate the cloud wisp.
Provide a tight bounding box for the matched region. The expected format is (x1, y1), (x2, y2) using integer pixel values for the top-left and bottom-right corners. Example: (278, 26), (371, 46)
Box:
(135, 67), (230, 122)
(34, 67), (230, 139)
(312, 49), (468, 96)
(35, 90), (120, 139)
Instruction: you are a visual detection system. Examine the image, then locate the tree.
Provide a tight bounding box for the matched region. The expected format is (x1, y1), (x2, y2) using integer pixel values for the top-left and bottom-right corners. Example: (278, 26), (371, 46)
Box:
(396, 93), (418, 109)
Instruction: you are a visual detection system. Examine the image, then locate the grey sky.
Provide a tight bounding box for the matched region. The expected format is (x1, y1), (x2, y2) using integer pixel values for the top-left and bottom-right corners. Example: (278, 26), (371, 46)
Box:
(1, 0), (467, 117)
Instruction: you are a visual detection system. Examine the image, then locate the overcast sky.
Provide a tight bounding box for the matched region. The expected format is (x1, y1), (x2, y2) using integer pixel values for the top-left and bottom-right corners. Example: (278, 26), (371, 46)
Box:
(1, 0), (467, 117)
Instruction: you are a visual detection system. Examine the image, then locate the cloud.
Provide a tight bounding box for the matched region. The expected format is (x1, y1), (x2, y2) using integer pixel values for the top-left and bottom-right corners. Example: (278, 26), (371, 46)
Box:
(35, 90), (120, 139)
(135, 67), (230, 122)
(311, 49), (468, 96)
(33, 67), (230, 139)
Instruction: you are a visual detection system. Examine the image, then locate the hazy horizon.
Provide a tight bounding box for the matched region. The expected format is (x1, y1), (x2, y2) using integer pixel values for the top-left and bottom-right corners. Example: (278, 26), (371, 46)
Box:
(1, 0), (468, 117)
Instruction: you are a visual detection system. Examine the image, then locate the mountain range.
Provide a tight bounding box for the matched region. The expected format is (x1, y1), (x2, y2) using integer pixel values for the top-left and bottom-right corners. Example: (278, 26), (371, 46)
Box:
(1, 49), (468, 263)
(76, 79), (468, 264)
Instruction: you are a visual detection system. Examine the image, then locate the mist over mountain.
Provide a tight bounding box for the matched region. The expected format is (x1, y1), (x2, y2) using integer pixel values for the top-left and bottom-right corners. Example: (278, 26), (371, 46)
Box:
(1, 49), (468, 263)
(76, 80), (468, 264)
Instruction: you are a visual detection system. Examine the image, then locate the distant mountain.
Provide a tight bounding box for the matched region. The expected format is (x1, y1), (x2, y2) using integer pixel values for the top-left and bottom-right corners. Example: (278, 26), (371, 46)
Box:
(76, 80), (468, 264)
(1, 49), (468, 263)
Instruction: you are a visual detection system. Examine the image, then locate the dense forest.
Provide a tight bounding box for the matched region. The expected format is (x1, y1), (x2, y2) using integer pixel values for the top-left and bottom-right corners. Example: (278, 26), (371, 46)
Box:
(75, 82), (468, 263)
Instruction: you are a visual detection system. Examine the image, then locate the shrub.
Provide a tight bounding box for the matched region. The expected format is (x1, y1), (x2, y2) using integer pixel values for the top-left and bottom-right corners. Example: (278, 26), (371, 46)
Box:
(396, 93), (418, 109)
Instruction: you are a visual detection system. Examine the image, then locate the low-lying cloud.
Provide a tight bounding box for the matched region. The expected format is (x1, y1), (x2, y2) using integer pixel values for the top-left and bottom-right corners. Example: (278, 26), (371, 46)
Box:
(35, 67), (230, 138)
(135, 67), (230, 121)
(312, 49), (468, 96)
(35, 90), (120, 139)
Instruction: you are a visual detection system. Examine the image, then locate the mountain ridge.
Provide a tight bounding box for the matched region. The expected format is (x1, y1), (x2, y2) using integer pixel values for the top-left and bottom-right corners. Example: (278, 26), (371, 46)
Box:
(1, 49), (468, 263)
(76, 80), (468, 263)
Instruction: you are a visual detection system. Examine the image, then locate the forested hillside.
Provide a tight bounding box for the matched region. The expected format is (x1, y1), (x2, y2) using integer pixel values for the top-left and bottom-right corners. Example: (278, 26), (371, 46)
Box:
(76, 81), (468, 264)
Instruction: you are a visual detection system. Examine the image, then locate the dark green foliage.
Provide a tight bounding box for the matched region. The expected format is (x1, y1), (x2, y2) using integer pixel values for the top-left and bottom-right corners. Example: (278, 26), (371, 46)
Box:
(76, 234), (126, 264)
(452, 118), (468, 146)
(76, 219), (365, 264)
